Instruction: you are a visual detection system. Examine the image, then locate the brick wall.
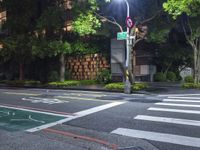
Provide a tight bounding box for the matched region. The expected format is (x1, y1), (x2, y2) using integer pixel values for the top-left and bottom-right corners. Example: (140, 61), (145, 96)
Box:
(66, 53), (110, 80)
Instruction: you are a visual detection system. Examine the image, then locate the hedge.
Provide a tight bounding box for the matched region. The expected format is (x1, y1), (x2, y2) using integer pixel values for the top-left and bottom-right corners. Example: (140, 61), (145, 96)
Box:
(105, 82), (149, 91)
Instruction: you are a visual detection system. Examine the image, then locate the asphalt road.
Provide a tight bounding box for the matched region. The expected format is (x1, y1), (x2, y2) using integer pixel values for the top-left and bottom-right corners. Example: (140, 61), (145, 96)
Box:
(0, 87), (200, 150)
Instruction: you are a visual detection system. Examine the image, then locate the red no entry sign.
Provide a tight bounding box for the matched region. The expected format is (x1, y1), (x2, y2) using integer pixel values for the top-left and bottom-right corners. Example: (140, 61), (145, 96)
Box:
(126, 17), (134, 29)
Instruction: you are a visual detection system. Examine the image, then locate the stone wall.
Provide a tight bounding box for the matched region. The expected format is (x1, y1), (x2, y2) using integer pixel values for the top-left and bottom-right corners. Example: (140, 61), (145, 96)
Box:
(66, 54), (110, 80)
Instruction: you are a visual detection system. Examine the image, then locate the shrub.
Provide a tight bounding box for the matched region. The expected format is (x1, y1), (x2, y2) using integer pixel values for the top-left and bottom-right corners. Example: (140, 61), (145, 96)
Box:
(105, 82), (148, 91)
(3, 80), (41, 86)
(182, 83), (200, 89)
(79, 80), (97, 85)
(105, 82), (124, 91)
(0, 73), (5, 80)
(48, 71), (59, 82)
(96, 69), (111, 84)
(132, 83), (149, 91)
(48, 80), (97, 87)
(48, 80), (79, 87)
(154, 72), (166, 82)
(166, 71), (177, 81)
(184, 75), (194, 83)
(176, 74), (182, 81)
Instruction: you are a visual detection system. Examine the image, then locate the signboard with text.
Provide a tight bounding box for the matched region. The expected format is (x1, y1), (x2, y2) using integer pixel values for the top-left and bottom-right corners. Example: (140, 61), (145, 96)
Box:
(117, 32), (127, 40)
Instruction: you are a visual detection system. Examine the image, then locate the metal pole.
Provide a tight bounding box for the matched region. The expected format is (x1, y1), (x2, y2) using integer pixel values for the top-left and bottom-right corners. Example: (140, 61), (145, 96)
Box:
(124, 0), (131, 94)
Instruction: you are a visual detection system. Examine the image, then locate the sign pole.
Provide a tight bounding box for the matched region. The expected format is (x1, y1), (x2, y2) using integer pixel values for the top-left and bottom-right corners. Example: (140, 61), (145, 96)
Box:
(124, 0), (131, 94)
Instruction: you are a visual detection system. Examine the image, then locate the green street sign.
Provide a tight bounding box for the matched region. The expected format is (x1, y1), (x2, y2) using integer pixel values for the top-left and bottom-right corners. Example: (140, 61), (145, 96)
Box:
(117, 32), (127, 40)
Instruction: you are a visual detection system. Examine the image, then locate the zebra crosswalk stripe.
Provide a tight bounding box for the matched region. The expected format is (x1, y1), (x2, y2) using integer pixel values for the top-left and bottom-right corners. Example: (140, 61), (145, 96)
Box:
(148, 107), (200, 115)
(155, 103), (200, 108)
(135, 115), (200, 127)
(111, 128), (200, 148)
(163, 99), (200, 103)
(168, 96), (200, 100)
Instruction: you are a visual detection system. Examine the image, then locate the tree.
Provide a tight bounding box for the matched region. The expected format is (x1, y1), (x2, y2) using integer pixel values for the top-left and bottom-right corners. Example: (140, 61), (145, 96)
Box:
(0, 0), (38, 80)
(34, 0), (104, 82)
(35, 1), (71, 82)
(163, 0), (200, 83)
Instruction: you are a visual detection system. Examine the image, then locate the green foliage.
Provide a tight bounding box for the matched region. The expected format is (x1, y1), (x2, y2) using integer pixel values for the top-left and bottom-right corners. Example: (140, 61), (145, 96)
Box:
(182, 83), (200, 89)
(48, 40), (71, 56)
(104, 82), (124, 91)
(79, 80), (97, 85)
(72, 0), (101, 36)
(0, 35), (32, 63)
(184, 75), (194, 83)
(96, 69), (111, 84)
(166, 71), (177, 81)
(48, 80), (96, 87)
(1, 80), (41, 86)
(71, 41), (99, 55)
(132, 83), (149, 91)
(148, 29), (170, 44)
(48, 80), (79, 87)
(163, 0), (200, 19)
(48, 71), (60, 82)
(2, 0), (37, 34)
(105, 82), (149, 91)
(73, 11), (101, 36)
(154, 72), (166, 82)
(36, 6), (65, 31)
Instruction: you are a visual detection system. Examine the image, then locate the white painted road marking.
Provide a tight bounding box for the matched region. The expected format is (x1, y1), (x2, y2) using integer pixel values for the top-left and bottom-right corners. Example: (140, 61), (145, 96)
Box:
(168, 96), (200, 100)
(158, 94), (200, 97)
(64, 93), (107, 97)
(111, 128), (200, 148)
(135, 115), (200, 127)
(155, 103), (200, 108)
(56, 96), (116, 102)
(148, 107), (200, 115)
(22, 97), (68, 104)
(163, 99), (200, 103)
(0, 105), (71, 117)
(4, 92), (39, 96)
(27, 101), (126, 132)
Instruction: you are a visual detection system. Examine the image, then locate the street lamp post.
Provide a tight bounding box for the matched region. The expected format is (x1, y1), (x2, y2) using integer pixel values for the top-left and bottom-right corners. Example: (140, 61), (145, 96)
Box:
(124, 0), (131, 94)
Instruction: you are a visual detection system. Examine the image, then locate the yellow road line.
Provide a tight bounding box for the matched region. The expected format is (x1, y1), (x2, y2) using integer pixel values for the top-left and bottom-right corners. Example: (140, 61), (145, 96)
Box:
(56, 96), (118, 103)
(4, 92), (40, 96)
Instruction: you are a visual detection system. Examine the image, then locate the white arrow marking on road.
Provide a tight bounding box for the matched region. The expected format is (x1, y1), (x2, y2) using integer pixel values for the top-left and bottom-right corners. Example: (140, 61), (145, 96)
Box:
(22, 97), (68, 104)
(148, 107), (200, 115)
(135, 115), (200, 127)
(111, 128), (200, 148)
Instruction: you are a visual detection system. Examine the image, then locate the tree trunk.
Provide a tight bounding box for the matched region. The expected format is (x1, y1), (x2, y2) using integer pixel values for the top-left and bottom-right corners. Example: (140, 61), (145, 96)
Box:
(194, 47), (198, 84)
(19, 63), (24, 81)
(60, 53), (65, 82)
(129, 49), (136, 84)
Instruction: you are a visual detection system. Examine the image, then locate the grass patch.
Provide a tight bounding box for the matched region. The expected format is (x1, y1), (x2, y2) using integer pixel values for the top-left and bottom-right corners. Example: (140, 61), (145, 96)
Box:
(48, 80), (97, 87)
(105, 82), (149, 91)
